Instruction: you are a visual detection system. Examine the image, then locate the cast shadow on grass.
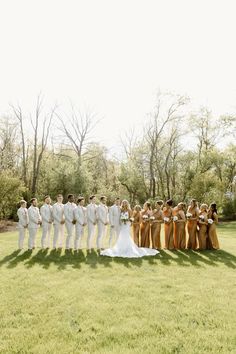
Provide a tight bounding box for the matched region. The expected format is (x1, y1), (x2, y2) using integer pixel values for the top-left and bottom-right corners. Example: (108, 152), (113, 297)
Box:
(1, 247), (236, 270)
(158, 249), (236, 269)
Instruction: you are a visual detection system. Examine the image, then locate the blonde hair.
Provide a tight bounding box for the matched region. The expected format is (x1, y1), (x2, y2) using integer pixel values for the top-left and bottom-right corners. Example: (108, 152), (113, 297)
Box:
(200, 203), (208, 211)
(134, 205), (141, 213)
(121, 199), (131, 212)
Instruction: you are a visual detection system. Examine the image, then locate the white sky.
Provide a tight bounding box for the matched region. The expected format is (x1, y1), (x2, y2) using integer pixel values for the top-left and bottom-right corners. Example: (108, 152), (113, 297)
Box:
(0, 0), (236, 152)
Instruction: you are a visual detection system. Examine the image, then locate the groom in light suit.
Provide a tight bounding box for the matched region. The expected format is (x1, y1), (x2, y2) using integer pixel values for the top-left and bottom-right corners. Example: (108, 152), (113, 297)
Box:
(97, 196), (109, 250)
(74, 196), (87, 250)
(109, 197), (121, 247)
(40, 195), (53, 249)
(86, 195), (97, 250)
(64, 194), (77, 249)
(28, 198), (42, 249)
(52, 194), (65, 249)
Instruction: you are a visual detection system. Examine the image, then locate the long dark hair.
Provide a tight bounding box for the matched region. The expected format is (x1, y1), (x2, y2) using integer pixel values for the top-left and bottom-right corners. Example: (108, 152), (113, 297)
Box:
(210, 202), (217, 214)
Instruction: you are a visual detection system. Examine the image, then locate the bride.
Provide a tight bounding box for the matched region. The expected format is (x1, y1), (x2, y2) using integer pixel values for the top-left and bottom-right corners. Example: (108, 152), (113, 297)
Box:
(100, 200), (159, 258)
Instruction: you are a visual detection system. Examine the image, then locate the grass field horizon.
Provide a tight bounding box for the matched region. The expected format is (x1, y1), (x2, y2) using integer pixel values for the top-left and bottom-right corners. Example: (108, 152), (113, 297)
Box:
(0, 223), (236, 353)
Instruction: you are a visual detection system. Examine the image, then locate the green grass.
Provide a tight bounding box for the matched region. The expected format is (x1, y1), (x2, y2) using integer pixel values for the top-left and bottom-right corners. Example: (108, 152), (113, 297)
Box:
(0, 223), (236, 354)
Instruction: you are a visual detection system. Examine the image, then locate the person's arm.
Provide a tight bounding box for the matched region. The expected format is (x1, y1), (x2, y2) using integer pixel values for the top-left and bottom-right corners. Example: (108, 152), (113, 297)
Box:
(177, 210), (186, 222)
(213, 212), (219, 224)
(52, 205), (61, 223)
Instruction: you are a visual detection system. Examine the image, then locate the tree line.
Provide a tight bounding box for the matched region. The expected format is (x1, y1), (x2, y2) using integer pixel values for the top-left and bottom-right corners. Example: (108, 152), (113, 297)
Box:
(0, 92), (236, 220)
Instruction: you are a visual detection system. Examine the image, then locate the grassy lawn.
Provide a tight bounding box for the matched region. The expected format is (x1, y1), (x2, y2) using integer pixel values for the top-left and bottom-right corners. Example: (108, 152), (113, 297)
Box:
(0, 223), (236, 354)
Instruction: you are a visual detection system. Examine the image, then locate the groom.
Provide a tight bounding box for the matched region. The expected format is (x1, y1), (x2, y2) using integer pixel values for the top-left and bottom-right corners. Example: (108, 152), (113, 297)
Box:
(109, 197), (121, 247)
(97, 196), (109, 250)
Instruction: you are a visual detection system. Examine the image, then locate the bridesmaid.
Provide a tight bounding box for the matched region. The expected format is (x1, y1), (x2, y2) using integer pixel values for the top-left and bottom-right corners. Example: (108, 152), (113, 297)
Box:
(173, 202), (186, 249)
(207, 203), (220, 250)
(140, 202), (152, 248)
(150, 200), (163, 249)
(198, 203), (208, 250)
(163, 199), (174, 250)
(187, 199), (199, 250)
(132, 205), (142, 246)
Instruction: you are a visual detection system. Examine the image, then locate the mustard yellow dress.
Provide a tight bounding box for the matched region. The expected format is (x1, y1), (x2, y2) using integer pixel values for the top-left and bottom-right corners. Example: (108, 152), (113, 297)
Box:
(198, 211), (208, 250)
(140, 211), (151, 247)
(163, 207), (174, 250)
(150, 209), (163, 249)
(132, 212), (141, 246)
(173, 210), (186, 249)
(187, 207), (198, 250)
(207, 211), (220, 250)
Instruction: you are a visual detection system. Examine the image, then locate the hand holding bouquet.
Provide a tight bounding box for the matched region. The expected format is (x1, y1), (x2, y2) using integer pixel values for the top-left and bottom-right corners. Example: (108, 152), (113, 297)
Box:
(207, 218), (213, 225)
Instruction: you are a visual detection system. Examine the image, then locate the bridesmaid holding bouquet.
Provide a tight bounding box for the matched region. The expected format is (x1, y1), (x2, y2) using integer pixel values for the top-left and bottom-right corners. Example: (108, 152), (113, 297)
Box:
(187, 199), (199, 250)
(198, 204), (208, 250)
(140, 202), (152, 247)
(150, 200), (163, 249)
(173, 202), (186, 249)
(163, 199), (174, 250)
(207, 203), (220, 250)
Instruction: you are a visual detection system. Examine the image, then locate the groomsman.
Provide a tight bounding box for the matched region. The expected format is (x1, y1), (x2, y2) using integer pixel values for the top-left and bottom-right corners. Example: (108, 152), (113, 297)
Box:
(64, 194), (77, 249)
(97, 196), (109, 250)
(17, 200), (29, 249)
(40, 195), (53, 249)
(28, 198), (42, 250)
(52, 194), (65, 249)
(86, 195), (98, 250)
(109, 197), (121, 247)
(74, 196), (87, 250)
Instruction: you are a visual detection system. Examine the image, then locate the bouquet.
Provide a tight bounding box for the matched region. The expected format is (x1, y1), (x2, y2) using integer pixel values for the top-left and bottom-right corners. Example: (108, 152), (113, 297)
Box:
(164, 217), (170, 223)
(130, 217), (134, 222)
(142, 215), (149, 221)
(186, 212), (192, 219)
(150, 216), (155, 221)
(199, 215), (205, 221)
(173, 216), (178, 222)
(207, 218), (213, 225)
(120, 212), (129, 224)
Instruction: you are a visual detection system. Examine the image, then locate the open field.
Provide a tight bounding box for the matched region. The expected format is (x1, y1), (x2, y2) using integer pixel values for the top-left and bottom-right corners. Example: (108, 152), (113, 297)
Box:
(0, 223), (236, 353)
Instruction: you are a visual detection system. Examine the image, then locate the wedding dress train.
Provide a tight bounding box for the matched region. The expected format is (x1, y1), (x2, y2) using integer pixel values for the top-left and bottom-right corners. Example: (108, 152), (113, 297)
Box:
(100, 222), (159, 258)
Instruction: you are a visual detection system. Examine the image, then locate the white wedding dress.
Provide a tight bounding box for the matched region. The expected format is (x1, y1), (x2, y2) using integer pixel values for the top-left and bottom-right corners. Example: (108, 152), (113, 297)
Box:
(100, 221), (159, 258)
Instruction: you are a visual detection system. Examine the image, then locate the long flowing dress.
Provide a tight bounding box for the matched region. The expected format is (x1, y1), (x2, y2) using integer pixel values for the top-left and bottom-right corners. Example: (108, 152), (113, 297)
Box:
(132, 212), (141, 246)
(150, 209), (163, 249)
(100, 221), (159, 258)
(197, 212), (208, 250)
(140, 211), (151, 248)
(163, 207), (174, 250)
(207, 211), (220, 250)
(173, 210), (186, 249)
(187, 207), (199, 250)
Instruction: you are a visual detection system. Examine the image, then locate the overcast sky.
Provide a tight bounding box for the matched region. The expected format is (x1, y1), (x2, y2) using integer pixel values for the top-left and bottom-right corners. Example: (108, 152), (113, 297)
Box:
(0, 0), (236, 151)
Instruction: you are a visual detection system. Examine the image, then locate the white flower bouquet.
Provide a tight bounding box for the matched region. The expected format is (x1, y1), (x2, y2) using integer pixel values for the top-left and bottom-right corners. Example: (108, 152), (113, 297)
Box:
(207, 218), (214, 225)
(199, 215), (205, 221)
(164, 217), (170, 223)
(150, 216), (155, 221)
(120, 212), (129, 224)
(186, 212), (192, 219)
(142, 215), (149, 221)
(130, 217), (134, 222)
(173, 216), (178, 222)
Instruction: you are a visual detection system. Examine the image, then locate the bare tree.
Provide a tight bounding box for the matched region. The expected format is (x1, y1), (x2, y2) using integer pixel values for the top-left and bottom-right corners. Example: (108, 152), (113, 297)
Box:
(145, 93), (189, 198)
(56, 104), (100, 166)
(10, 104), (28, 185)
(31, 94), (56, 195)
(10, 94), (56, 195)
